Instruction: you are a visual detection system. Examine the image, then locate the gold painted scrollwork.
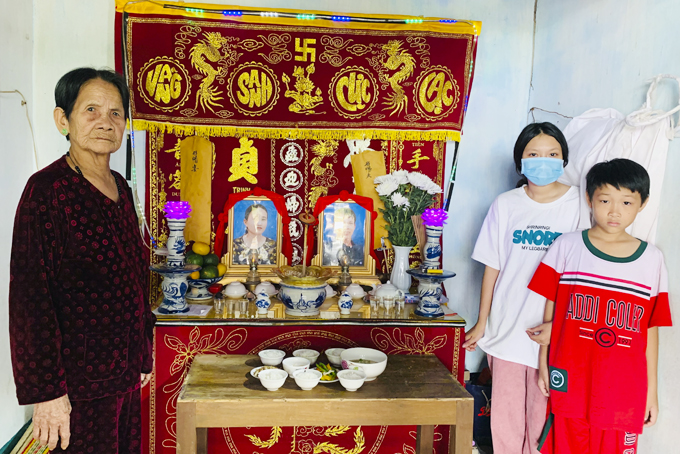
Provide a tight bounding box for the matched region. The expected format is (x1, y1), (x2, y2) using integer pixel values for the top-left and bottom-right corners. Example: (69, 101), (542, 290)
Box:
(319, 35), (354, 67)
(161, 327), (248, 448)
(407, 36), (431, 69)
(174, 25), (200, 59)
(246, 426), (282, 448)
(313, 427), (365, 454)
(257, 33), (293, 64)
(370, 327), (447, 354)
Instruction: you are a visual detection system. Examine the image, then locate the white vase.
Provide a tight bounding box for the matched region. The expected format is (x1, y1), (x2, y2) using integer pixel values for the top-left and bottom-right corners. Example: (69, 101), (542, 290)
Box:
(390, 245), (412, 293)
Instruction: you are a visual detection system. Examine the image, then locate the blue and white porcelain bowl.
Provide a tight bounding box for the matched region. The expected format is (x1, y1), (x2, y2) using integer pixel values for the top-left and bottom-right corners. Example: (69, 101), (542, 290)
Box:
(278, 283), (327, 316)
(187, 276), (223, 301)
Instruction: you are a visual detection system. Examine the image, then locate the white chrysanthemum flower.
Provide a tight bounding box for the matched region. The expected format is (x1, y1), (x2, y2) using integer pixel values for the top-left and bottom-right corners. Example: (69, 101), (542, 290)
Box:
(392, 170), (409, 185)
(373, 173), (394, 185)
(375, 179), (399, 196)
(391, 192), (410, 208)
(407, 172), (442, 194)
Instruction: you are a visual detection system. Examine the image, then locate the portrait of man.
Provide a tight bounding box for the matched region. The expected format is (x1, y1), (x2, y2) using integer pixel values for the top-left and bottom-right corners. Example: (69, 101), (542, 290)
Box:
(231, 200), (279, 265)
(322, 203), (366, 266)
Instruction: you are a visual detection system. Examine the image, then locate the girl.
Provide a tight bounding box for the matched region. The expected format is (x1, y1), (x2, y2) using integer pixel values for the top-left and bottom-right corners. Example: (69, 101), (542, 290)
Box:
(462, 122), (580, 454)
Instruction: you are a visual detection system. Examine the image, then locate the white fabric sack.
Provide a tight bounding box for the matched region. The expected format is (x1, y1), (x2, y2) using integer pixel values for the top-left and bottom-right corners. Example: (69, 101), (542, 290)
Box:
(559, 74), (680, 244)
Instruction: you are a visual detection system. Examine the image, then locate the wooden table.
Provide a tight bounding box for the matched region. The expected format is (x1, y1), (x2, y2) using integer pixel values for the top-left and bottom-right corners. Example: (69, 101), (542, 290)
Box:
(176, 354), (473, 454)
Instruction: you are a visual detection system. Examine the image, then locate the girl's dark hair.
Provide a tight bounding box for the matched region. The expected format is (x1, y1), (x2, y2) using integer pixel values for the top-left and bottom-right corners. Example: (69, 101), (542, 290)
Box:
(244, 204), (268, 223)
(55, 67), (130, 140)
(586, 159), (650, 203)
(513, 122), (569, 187)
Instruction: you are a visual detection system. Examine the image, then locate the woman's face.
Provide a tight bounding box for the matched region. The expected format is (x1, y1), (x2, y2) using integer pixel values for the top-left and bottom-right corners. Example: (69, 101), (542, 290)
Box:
(244, 207), (268, 236)
(58, 78), (126, 156)
(521, 133), (563, 160)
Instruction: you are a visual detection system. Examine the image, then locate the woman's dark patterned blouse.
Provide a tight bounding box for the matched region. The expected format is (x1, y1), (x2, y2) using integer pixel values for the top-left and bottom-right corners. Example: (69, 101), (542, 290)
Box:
(9, 156), (155, 405)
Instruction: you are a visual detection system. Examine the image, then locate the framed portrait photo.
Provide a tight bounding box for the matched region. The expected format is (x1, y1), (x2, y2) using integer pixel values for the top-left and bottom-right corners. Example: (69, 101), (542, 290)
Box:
(225, 196), (284, 272)
(310, 193), (376, 276)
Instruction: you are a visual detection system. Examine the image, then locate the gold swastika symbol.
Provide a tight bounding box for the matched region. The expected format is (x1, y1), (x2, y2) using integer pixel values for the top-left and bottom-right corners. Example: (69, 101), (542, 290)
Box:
(295, 38), (316, 62)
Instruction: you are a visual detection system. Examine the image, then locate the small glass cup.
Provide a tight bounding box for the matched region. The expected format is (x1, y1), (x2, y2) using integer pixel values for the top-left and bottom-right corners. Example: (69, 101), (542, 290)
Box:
(384, 296), (395, 318)
(396, 294), (405, 311)
(225, 299), (235, 318)
(213, 294), (226, 318)
(369, 295), (379, 318)
(240, 299), (249, 317)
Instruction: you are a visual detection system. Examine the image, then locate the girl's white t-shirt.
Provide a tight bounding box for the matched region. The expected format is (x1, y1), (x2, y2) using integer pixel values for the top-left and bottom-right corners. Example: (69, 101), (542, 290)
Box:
(472, 185), (580, 369)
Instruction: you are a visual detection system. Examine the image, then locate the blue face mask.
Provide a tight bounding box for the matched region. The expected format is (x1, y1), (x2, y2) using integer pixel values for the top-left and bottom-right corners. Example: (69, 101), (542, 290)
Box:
(521, 158), (564, 186)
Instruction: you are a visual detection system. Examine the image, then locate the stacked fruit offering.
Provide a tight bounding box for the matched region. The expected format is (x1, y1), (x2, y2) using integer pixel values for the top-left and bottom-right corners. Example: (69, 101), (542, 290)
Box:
(185, 242), (227, 301)
(186, 241), (227, 279)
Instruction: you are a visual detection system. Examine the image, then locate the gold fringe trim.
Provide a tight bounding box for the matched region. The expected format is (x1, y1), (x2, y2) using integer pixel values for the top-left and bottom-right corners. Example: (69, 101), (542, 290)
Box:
(115, 0), (481, 36)
(131, 120), (461, 142)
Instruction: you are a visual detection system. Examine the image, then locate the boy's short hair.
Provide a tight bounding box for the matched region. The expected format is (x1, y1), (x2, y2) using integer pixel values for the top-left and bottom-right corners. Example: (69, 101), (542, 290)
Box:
(585, 158), (650, 203)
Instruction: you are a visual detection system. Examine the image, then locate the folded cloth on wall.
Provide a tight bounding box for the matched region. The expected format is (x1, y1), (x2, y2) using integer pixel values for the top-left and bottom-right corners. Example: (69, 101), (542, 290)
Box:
(559, 74), (680, 243)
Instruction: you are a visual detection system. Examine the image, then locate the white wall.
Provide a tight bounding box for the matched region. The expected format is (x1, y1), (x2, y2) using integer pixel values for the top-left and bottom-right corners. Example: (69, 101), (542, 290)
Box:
(0, 0), (38, 441)
(529, 1), (680, 451)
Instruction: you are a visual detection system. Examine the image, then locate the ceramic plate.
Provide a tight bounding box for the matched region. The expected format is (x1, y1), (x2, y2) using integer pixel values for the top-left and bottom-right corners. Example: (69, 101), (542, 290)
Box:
(316, 365), (339, 383)
(250, 365), (279, 378)
(318, 377), (339, 384)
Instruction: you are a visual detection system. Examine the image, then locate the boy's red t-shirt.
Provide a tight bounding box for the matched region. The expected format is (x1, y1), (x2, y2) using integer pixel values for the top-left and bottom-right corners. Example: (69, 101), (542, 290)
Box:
(529, 230), (672, 434)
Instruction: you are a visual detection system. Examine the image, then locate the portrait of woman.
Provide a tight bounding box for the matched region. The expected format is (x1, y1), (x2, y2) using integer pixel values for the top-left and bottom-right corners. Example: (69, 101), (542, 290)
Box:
(322, 203), (366, 266)
(8, 68), (155, 452)
(231, 200), (278, 265)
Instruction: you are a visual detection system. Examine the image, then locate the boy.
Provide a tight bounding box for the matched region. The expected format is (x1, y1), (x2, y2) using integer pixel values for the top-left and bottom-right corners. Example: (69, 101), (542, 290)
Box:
(528, 159), (672, 454)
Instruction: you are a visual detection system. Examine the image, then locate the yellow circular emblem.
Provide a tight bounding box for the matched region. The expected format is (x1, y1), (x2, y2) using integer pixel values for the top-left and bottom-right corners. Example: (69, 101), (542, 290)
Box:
(413, 66), (460, 121)
(329, 66), (379, 119)
(137, 57), (191, 112)
(227, 62), (280, 117)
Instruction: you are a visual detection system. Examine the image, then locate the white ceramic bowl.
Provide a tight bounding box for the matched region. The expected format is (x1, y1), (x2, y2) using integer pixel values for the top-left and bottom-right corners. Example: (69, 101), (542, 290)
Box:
(293, 349), (320, 365)
(224, 281), (247, 299)
(325, 348), (346, 367)
(282, 357), (310, 376)
(258, 369), (288, 391)
(345, 283), (366, 299)
(340, 347), (388, 381)
(337, 369), (367, 391)
(258, 349), (285, 366)
(293, 369), (322, 391)
(255, 281), (277, 296)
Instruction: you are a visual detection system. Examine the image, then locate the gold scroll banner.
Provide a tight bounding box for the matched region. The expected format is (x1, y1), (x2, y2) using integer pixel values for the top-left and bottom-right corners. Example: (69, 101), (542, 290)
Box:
(116, 0), (481, 142)
(180, 136), (214, 244)
(351, 149), (388, 250)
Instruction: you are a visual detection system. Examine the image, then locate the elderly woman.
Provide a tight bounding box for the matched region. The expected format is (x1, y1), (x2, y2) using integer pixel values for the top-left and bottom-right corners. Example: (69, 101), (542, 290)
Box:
(9, 68), (155, 453)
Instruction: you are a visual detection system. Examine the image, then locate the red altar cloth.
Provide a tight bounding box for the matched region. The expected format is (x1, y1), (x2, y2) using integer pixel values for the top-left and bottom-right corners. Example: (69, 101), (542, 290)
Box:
(143, 321), (465, 454)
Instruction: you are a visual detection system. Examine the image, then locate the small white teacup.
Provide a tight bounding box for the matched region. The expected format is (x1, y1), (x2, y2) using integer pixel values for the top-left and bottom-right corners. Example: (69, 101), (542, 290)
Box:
(282, 357), (310, 376)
